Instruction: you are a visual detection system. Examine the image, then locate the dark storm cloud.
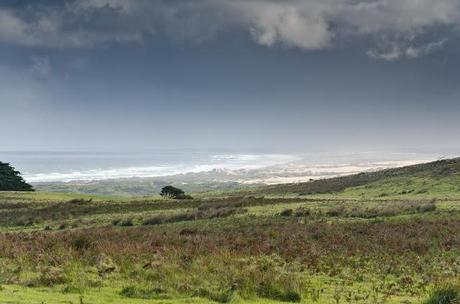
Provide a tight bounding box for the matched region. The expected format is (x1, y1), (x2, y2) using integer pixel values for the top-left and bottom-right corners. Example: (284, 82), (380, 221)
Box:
(1, 0), (460, 152)
(0, 0), (459, 59)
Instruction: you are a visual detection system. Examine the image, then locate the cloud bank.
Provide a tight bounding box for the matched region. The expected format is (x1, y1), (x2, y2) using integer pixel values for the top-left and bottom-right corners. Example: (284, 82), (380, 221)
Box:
(0, 0), (459, 59)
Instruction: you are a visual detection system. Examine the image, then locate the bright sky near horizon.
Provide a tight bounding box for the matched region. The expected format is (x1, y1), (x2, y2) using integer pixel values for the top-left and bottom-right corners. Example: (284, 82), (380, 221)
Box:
(1, 0), (460, 153)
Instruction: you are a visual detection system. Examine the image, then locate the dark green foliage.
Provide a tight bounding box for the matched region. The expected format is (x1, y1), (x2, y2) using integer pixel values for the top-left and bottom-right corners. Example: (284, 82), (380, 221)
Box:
(119, 218), (134, 227)
(159, 185), (192, 199)
(120, 285), (169, 300)
(0, 162), (33, 191)
(120, 286), (138, 297)
(120, 286), (158, 299)
(280, 209), (293, 216)
(294, 208), (311, 217)
(424, 287), (460, 304)
(67, 198), (92, 204)
(71, 235), (93, 251)
(257, 283), (302, 302)
(111, 219), (121, 226)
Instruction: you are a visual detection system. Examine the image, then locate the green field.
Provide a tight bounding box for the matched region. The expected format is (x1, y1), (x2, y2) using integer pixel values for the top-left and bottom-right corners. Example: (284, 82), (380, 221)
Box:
(2, 158), (460, 303)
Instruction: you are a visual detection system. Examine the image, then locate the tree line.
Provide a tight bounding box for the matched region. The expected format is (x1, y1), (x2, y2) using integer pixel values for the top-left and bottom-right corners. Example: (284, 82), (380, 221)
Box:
(0, 162), (34, 191)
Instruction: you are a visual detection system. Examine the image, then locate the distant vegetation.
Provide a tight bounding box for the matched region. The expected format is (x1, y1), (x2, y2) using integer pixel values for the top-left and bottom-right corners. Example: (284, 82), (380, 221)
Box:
(0, 161), (33, 191)
(160, 185), (192, 199)
(34, 178), (249, 196)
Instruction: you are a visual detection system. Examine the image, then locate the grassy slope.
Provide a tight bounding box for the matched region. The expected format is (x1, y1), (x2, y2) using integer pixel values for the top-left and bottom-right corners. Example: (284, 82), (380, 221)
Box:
(2, 158), (460, 303)
(244, 157), (460, 199)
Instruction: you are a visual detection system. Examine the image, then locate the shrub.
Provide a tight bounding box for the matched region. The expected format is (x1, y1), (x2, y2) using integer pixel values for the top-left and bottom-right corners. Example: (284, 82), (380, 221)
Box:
(424, 286), (460, 304)
(176, 194), (193, 200)
(120, 285), (168, 299)
(111, 219), (121, 226)
(326, 206), (346, 217)
(280, 209), (293, 217)
(58, 222), (68, 230)
(257, 283), (301, 302)
(119, 219), (134, 227)
(208, 207), (242, 218)
(120, 286), (139, 298)
(38, 267), (66, 286)
(14, 216), (34, 226)
(417, 201), (437, 213)
(142, 217), (163, 226)
(67, 198), (92, 205)
(294, 208), (311, 217)
(61, 264), (102, 294)
(112, 218), (135, 227)
(71, 236), (93, 251)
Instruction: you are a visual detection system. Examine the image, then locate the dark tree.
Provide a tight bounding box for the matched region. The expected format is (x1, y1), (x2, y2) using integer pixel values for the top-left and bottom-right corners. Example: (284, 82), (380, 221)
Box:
(160, 185), (191, 199)
(0, 162), (34, 191)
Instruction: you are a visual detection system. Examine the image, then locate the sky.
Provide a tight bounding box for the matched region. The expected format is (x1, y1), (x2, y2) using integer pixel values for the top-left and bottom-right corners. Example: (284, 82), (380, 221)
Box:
(1, 0), (460, 154)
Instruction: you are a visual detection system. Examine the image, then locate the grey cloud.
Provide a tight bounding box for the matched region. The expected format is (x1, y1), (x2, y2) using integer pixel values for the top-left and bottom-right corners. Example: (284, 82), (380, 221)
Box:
(367, 35), (449, 61)
(0, 3), (143, 48)
(406, 39), (448, 58)
(339, 0), (460, 33)
(242, 2), (335, 50)
(0, 0), (459, 58)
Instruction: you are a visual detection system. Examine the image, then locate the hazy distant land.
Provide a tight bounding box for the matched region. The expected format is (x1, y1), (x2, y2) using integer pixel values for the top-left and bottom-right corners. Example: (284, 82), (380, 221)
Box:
(33, 155), (435, 196)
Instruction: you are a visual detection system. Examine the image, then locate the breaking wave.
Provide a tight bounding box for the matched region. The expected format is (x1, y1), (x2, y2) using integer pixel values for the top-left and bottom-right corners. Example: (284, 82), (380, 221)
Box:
(21, 153), (299, 183)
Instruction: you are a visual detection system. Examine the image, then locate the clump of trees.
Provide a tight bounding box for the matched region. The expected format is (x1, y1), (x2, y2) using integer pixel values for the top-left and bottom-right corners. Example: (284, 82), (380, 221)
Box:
(160, 185), (192, 199)
(0, 162), (34, 191)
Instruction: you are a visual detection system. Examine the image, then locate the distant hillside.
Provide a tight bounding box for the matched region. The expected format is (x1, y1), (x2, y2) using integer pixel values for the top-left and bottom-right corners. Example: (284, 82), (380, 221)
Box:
(261, 157), (460, 196)
(0, 162), (34, 191)
(33, 179), (255, 197)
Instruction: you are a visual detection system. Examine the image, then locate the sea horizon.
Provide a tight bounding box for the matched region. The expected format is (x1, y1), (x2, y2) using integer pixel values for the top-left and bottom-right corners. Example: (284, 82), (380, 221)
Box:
(0, 150), (449, 184)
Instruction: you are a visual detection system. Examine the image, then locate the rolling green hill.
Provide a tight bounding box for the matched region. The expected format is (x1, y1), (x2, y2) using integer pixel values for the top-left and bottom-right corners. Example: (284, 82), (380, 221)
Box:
(255, 157), (460, 199)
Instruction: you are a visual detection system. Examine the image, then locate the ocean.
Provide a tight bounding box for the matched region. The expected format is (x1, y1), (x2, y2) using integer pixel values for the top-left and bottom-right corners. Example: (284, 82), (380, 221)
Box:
(0, 151), (299, 183)
(0, 151), (443, 184)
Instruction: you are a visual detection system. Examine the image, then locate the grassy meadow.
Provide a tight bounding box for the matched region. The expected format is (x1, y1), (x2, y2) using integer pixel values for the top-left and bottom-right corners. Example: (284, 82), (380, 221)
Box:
(2, 158), (460, 303)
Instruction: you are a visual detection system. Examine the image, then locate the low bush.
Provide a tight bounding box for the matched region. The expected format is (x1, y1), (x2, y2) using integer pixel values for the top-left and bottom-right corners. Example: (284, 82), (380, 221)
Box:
(257, 283), (301, 302)
(417, 200), (437, 213)
(71, 235), (93, 251)
(13, 216), (34, 226)
(142, 217), (163, 226)
(67, 198), (93, 205)
(37, 266), (66, 286)
(119, 219), (134, 227)
(111, 219), (121, 226)
(280, 209), (293, 217)
(326, 206), (346, 217)
(120, 286), (167, 299)
(424, 286), (460, 304)
(294, 208), (311, 217)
